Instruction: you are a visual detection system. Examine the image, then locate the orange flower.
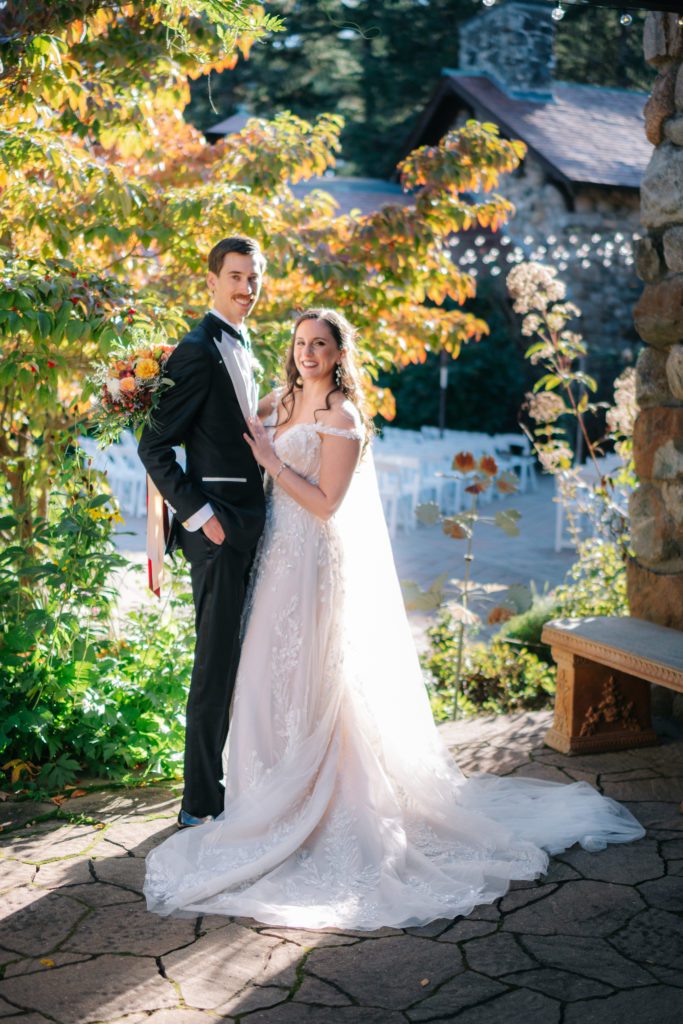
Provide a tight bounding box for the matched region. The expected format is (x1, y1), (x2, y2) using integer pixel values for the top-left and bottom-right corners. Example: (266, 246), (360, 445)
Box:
(119, 377), (136, 394)
(479, 455), (498, 477)
(135, 358), (159, 379)
(453, 451), (476, 473)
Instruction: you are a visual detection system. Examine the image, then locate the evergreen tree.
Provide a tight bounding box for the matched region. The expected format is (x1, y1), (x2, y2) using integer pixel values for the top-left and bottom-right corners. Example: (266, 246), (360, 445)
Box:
(187, 0), (471, 177)
(555, 6), (652, 93)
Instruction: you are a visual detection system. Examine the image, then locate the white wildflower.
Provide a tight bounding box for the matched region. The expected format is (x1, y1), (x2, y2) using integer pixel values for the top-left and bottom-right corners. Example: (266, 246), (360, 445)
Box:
(105, 377), (121, 399)
(527, 392), (567, 424)
(606, 367), (637, 440)
(507, 261), (566, 314)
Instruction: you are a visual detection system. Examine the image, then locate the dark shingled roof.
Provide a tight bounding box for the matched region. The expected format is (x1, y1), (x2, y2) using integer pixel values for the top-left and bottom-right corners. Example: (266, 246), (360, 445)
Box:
(419, 72), (651, 190)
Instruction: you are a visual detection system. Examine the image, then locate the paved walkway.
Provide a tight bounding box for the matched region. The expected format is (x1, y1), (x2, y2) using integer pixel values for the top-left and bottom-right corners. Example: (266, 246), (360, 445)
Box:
(1, 713), (682, 1024)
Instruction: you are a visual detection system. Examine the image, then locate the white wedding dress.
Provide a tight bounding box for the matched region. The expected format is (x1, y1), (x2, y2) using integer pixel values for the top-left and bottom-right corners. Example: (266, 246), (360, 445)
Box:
(144, 409), (644, 930)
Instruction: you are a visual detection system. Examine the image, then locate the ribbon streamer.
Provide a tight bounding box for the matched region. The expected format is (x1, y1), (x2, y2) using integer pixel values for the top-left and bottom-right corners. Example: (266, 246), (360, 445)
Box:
(146, 474), (168, 597)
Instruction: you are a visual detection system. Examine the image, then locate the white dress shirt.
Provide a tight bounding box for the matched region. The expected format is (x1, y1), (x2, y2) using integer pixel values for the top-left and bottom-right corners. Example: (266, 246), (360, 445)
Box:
(183, 309), (252, 533)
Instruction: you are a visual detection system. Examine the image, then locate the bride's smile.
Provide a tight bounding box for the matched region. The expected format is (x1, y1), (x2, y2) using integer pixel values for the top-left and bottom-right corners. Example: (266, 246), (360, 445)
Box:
(293, 317), (342, 383)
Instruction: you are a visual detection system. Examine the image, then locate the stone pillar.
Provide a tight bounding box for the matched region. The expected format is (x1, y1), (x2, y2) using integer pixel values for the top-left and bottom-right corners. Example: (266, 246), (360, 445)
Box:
(630, 12), (683, 631)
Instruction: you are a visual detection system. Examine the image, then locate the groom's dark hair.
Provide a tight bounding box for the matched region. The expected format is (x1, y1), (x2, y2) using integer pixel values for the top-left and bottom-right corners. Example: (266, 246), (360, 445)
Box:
(208, 236), (266, 275)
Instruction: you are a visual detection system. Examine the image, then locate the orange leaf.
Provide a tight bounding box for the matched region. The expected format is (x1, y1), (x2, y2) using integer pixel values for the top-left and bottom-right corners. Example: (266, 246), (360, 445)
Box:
(496, 472), (518, 494)
(487, 606), (514, 625)
(465, 481), (487, 495)
(479, 455), (498, 477)
(70, 790), (87, 798)
(442, 518), (468, 539)
(453, 451), (476, 473)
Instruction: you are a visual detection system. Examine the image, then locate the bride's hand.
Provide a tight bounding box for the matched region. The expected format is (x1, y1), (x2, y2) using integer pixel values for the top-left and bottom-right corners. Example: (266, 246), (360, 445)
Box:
(244, 417), (280, 475)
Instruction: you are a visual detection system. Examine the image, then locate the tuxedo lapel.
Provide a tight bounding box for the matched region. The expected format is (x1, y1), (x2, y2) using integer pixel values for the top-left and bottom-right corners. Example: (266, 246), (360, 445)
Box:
(212, 330), (258, 424)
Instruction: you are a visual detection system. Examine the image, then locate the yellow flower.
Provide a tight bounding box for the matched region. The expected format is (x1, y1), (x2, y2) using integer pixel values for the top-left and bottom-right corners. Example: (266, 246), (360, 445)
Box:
(135, 358), (159, 379)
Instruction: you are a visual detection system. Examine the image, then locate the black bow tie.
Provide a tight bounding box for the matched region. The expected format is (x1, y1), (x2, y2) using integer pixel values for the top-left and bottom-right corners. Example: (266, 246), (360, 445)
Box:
(210, 314), (251, 354)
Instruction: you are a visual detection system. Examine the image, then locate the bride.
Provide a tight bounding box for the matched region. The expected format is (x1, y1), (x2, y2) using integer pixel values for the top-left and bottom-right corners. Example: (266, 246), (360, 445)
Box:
(143, 307), (644, 930)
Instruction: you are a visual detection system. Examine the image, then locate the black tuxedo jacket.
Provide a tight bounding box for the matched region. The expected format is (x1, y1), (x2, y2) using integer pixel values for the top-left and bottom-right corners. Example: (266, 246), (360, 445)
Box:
(138, 312), (266, 554)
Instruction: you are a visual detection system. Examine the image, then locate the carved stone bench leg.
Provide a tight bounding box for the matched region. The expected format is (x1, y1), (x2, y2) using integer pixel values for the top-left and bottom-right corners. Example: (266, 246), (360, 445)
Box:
(544, 648), (659, 754)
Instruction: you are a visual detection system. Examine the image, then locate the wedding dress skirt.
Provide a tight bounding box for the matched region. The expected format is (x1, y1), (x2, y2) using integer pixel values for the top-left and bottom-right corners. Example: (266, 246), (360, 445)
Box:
(144, 421), (644, 930)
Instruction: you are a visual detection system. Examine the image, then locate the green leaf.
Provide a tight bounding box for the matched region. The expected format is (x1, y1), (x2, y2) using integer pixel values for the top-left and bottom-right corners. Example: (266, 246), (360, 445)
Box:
(415, 502), (441, 526)
(401, 577), (444, 612)
(66, 320), (84, 342)
(37, 311), (51, 339)
(0, 515), (19, 530)
(533, 374), (563, 393)
(2, 626), (35, 652)
(24, 609), (55, 635)
(86, 493), (111, 509)
(494, 509), (521, 537)
(505, 583), (533, 614)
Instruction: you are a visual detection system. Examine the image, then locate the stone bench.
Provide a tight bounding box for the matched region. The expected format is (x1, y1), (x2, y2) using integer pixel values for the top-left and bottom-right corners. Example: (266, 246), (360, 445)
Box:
(541, 616), (683, 754)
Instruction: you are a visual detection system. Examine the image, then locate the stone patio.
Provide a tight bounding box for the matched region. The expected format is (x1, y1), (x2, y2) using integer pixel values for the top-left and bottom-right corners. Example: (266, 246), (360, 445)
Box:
(1, 712), (682, 1024)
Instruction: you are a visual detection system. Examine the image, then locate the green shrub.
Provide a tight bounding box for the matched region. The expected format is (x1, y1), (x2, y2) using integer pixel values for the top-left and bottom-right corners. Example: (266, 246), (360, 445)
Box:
(554, 537), (628, 618)
(0, 452), (194, 794)
(497, 593), (562, 663)
(423, 610), (556, 722)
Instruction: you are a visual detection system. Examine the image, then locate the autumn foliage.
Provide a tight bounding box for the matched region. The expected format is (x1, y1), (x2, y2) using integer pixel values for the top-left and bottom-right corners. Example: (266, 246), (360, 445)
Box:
(0, 0), (527, 541)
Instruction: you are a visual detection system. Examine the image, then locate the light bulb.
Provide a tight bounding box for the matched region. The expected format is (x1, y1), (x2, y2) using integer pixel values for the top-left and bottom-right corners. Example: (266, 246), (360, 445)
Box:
(551, 4), (565, 21)
(482, 0), (496, 7)
(619, 13), (632, 27)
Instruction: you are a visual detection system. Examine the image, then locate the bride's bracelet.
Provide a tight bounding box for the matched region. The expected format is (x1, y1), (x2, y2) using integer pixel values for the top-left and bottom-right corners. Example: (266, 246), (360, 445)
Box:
(273, 460), (289, 482)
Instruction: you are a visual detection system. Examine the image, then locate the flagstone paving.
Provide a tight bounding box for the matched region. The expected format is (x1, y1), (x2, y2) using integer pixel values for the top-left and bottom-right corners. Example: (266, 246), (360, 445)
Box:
(1, 711), (682, 1023)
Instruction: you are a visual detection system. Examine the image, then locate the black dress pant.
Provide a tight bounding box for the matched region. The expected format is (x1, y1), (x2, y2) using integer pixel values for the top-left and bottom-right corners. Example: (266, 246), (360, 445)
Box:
(179, 527), (254, 818)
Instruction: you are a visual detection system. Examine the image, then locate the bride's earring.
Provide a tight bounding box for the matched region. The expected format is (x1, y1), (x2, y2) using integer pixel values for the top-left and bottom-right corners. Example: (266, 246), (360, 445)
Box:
(335, 363), (343, 388)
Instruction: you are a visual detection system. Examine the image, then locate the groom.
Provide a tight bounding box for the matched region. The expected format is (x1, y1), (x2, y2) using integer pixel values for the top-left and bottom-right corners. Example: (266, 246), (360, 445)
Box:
(138, 235), (266, 827)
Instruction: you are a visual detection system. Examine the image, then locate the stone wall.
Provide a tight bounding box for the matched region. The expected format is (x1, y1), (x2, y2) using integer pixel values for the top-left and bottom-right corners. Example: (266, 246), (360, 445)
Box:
(629, 12), (683, 631)
(448, 108), (641, 372)
(500, 160), (641, 373)
(459, 1), (553, 98)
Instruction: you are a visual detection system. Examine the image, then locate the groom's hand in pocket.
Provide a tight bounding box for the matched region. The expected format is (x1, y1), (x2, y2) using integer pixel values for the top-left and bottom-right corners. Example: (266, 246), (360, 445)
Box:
(202, 514), (226, 545)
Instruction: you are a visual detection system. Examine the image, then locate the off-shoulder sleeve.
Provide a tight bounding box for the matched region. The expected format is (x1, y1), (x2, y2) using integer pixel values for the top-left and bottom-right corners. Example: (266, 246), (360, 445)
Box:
(315, 424), (364, 442)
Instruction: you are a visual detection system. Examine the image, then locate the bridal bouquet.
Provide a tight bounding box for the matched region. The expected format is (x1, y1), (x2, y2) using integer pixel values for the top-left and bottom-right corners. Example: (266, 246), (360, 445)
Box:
(89, 332), (175, 443)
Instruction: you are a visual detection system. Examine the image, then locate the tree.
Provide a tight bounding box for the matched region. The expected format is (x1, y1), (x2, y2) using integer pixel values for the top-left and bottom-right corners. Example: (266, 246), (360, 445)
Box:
(187, 0), (472, 177)
(1, 0), (531, 788)
(555, 7), (652, 93)
(0, 0), (528, 551)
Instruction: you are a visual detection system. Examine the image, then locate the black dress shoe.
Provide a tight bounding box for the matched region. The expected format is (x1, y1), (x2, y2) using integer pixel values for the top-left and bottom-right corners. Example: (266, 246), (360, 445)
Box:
(177, 809), (215, 829)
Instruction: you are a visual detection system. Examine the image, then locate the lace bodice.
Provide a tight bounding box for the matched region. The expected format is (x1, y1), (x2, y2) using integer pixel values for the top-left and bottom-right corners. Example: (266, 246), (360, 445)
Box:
(265, 407), (363, 488)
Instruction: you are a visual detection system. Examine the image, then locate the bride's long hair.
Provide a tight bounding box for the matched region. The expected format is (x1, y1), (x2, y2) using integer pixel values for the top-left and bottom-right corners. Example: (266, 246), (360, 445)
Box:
(279, 308), (374, 452)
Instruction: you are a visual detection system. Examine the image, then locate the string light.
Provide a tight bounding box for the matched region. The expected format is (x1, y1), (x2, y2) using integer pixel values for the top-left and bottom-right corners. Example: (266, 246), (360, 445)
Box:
(551, 3), (565, 21)
(619, 13), (632, 27)
(482, 0), (496, 7)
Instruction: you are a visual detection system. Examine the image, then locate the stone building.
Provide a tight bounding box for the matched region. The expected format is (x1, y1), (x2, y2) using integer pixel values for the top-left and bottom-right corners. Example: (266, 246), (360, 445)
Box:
(400, 0), (652, 385)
